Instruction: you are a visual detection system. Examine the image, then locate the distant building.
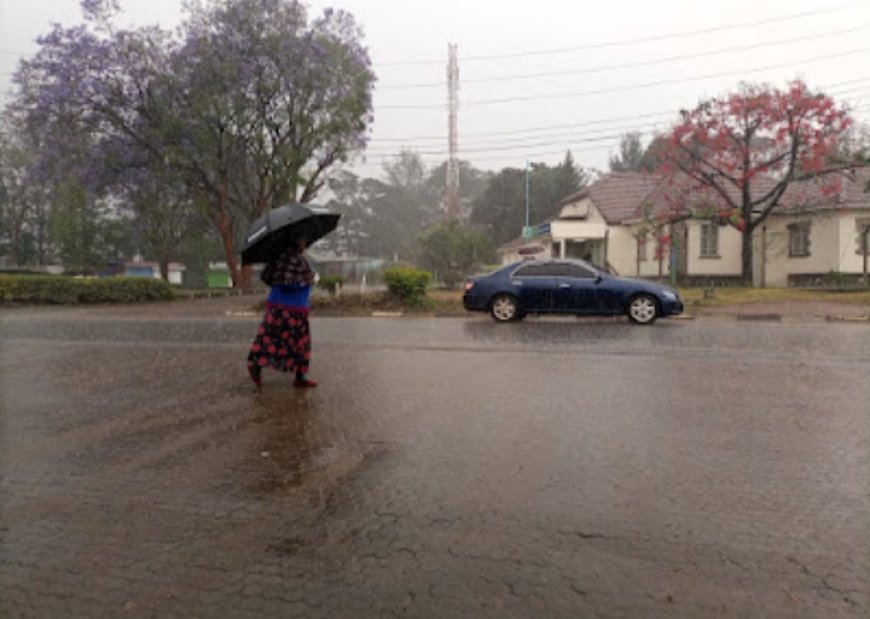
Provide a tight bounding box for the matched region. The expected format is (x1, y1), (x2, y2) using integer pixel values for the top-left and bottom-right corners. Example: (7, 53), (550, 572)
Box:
(122, 262), (186, 286)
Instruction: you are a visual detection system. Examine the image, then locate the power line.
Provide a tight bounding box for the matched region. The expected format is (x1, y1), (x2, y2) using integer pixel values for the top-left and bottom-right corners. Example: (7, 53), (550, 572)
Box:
(378, 25), (870, 90)
(372, 110), (680, 143)
(356, 146), (611, 168)
(375, 76), (870, 140)
(364, 96), (870, 158)
(368, 131), (647, 158)
(373, 77), (870, 144)
(368, 122), (671, 155)
(380, 47), (870, 110)
(377, 2), (866, 67)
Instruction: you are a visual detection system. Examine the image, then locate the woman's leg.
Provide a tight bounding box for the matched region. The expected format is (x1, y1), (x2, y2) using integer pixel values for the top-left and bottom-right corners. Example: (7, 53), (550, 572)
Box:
(293, 314), (316, 387)
(294, 370), (317, 387)
(248, 362), (262, 389)
(247, 317), (269, 390)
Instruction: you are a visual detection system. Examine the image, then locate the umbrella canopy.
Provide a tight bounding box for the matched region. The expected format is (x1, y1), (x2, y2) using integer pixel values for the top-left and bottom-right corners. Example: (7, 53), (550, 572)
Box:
(241, 204), (341, 265)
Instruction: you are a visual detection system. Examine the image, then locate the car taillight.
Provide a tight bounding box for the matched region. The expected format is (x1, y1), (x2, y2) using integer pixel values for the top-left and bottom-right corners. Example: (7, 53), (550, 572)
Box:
(464, 280), (475, 292)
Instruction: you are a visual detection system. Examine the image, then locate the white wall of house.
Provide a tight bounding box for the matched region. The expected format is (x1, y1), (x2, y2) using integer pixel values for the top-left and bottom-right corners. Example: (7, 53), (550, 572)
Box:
(760, 213), (840, 286)
(607, 226), (671, 278)
(606, 226), (636, 275)
(550, 220), (609, 242)
(550, 199), (609, 250)
(685, 221), (742, 276)
(558, 198), (598, 220)
(838, 213), (870, 274)
(549, 198), (610, 266)
(499, 241), (550, 265)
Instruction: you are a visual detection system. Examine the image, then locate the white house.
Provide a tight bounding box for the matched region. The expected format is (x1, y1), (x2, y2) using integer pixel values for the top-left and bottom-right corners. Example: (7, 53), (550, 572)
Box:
(752, 169), (870, 286)
(498, 168), (870, 287)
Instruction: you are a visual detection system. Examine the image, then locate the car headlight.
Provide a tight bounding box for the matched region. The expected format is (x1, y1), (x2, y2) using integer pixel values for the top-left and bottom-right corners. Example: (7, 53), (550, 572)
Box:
(662, 290), (678, 300)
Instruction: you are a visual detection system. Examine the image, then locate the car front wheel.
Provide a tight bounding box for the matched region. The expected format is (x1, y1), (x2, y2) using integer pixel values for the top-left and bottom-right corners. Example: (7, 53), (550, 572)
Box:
(627, 294), (658, 324)
(490, 294), (520, 322)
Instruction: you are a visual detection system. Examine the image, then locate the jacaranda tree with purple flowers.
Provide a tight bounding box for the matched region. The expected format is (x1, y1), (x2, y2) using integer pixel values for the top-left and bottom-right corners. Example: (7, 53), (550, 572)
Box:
(13, 0), (375, 284)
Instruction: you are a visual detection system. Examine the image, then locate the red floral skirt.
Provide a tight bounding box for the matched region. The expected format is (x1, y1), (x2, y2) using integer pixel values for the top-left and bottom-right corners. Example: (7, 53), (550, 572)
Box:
(247, 303), (311, 375)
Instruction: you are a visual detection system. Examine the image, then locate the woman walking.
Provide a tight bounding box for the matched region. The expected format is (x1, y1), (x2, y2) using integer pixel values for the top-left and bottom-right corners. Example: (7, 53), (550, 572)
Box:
(247, 240), (318, 390)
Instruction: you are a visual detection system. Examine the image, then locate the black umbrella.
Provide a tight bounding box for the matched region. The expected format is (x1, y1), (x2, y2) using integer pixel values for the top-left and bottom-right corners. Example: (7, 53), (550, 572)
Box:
(241, 204), (341, 265)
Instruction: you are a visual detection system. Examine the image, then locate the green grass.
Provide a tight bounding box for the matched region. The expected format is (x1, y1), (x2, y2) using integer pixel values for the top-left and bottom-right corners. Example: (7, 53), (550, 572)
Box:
(678, 287), (870, 307)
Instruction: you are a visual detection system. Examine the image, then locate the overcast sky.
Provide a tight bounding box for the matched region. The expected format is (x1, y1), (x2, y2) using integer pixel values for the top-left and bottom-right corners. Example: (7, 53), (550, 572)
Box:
(2, 0), (869, 177)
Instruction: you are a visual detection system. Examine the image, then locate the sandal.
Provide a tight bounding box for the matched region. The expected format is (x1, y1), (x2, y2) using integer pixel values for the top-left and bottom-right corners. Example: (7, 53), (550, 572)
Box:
(294, 376), (318, 388)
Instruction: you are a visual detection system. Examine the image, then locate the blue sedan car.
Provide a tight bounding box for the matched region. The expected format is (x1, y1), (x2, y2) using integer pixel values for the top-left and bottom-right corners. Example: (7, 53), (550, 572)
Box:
(463, 260), (683, 324)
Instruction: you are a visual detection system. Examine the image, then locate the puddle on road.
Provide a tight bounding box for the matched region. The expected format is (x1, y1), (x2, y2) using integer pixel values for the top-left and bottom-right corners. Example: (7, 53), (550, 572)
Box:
(248, 389), (319, 492)
(247, 388), (383, 498)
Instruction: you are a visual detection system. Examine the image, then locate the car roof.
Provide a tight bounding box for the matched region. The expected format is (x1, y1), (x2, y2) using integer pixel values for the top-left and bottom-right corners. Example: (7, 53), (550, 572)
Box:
(510, 258), (595, 268)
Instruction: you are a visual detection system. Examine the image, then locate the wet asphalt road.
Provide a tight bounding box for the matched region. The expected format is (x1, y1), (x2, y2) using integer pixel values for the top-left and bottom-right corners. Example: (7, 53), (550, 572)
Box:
(1, 303), (869, 618)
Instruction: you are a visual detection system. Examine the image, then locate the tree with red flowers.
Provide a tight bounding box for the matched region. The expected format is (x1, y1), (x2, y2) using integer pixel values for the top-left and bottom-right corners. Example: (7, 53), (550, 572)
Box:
(656, 80), (853, 283)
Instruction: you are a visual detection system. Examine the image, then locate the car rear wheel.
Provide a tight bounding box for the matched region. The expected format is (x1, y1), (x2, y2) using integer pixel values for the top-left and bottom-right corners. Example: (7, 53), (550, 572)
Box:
(490, 294), (520, 322)
(627, 294), (658, 324)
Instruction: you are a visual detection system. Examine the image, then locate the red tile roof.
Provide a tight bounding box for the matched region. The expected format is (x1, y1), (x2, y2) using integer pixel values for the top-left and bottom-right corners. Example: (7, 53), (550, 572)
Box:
(775, 166), (870, 214)
(567, 167), (870, 224)
(561, 172), (662, 224)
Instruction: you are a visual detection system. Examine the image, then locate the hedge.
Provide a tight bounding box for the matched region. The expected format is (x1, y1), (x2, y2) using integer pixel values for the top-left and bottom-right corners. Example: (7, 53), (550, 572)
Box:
(319, 274), (345, 293)
(384, 267), (431, 305)
(0, 275), (174, 304)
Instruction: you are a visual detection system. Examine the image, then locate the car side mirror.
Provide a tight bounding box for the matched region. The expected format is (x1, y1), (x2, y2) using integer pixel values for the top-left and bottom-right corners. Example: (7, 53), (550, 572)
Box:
(594, 274), (603, 283)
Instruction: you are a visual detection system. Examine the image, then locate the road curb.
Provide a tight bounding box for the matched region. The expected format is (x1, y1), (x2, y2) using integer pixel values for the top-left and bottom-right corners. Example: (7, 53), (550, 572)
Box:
(670, 313), (695, 320)
(825, 314), (870, 323)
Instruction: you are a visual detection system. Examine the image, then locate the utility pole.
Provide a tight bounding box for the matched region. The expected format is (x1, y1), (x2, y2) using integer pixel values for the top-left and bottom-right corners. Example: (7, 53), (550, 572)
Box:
(445, 43), (460, 219)
(523, 160), (530, 240)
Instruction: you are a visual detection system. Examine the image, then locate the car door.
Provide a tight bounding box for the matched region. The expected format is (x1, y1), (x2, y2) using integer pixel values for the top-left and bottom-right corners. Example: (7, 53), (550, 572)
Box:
(509, 263), (559, 313)
(552, 262), (601, 314)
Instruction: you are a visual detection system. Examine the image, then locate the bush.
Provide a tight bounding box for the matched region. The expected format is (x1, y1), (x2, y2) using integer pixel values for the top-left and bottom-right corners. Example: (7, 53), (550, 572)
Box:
(78, 277), (174, 303)
(384, 267), (431, 305)
(319, 274), (344, 293)
(0, 275), (174, 304)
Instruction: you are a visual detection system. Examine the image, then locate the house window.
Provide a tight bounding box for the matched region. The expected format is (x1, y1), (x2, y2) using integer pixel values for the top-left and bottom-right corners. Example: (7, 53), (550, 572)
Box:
(637, 233), (648, 261)
(788, 223), (811, 257)
(856, 218), (870, 255)
(700, 223), (718, 258)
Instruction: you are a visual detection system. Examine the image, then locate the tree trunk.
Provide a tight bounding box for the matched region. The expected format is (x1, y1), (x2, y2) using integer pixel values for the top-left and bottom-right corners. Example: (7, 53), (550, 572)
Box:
(741, 227), (754, 285)
(863, 226), (869, 287)
(216, 217), (242, 288)
(635, 235), (641, 277)
(241, 264), (254, 288)
(36, 204), (48, 266)
(159, 257), (170, 282)
(213, 182), (249, 288)
(8, 228), (19, 267)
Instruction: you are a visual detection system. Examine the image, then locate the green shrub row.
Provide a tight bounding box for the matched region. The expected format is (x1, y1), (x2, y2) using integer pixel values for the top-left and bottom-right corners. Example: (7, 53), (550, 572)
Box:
(384, 267), (431, 305)
(0, 275), (174, 304)
(319, 274), (345, 293)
